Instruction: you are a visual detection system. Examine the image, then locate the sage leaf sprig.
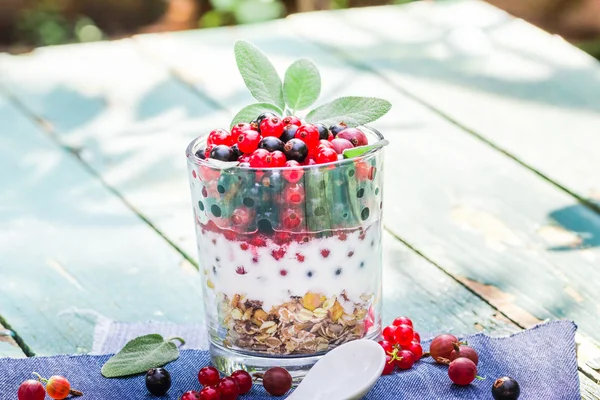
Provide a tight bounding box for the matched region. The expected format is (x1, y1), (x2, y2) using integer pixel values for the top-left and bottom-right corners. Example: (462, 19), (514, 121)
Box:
(232, 41), (391, 128)
(101, 334), (185, 378)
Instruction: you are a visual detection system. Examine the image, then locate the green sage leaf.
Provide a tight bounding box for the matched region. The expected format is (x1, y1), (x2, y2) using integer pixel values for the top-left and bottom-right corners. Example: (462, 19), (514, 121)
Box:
(234, 41), (285, 110)
(230, 102), (283, 128)
(342, 140), (389, 159)
(283, 59), (321, 111)
(306, 96), (391, 127)
(101, 334), (184, 378)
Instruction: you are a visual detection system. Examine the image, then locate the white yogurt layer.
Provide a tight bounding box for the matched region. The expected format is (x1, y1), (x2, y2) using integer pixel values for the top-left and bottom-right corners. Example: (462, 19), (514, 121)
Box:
(197, 223), (382, 312)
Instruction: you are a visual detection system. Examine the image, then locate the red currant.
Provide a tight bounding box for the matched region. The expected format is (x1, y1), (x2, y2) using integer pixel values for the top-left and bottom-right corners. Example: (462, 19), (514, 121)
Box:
(295, 124), (320, 149)
(282, 160), (304, 183)
(430, 334), (459, 364)
(198, 386), (220, 400)
(448, 358), (477, 386)
(281, 208), (303, 229)
(230, 370), (253, 395)
(392, 316), (413, 328)
(260, 116), (285, 137)
(382, 325), (397, 343)
(282, 116), (302, 126)
(249, 149), (270, 168)
(382, 354), (395, 375)
(181, 391), (201, 400)
(315, 147), (338, 164)
(18, 380), (45, 400)
(413, 332), (421, 342)
(355, 161), (375, 181)
(393, 324), (414, 347)
(450, 345), (479, 365)
(218, 377), (240, 400)
(395, 350), (415, 370)
(267, 150), (287, 168)
(231, 207), (252, 227)
(207, 128), (233, 146)
(283, 183), (305, 205)
(236, 129), (261, 153)
(231, 122), (252, 137)
(377, 340), (395, 355)
(406, 341), (423, 360)
(198, 366), (220, 387)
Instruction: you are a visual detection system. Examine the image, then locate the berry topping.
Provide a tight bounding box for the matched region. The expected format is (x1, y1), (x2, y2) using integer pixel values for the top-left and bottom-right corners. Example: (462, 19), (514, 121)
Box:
(282, 115), (302, 126)
(280, 269), (288, 276)
(217, 377), (240, 400)
(210, 145), (236, 161)
(395, 350), (416, 370)
(258, 136), (285, 152)
(315, 147), (338, 164)
(207, 128), (234, 146)
(271, 247), (286, 260)
(330, 137), (354, 154)
(198, 366), (221, 387)
(448, 358), (478, 386)
(492, 377), (520, 400)
(329, 122), (348, 136)
(260, 116), (285, 137)
(320, 249), (330, 258)
(314, 123), (330, 140)
(235, 266), (247, 275)
(295, 124), (320, 149)
(262, 367), (292, 397)
(231, 370), (253, 395)
(280, 124), (299, 143)
(295, 253), (305, 262)
(283, 138), (309, 162)
(336, 127), (368, 146)
(237, 129), (261, 153)
(199, 386), (220, 400)
(145, 368), (172, 396)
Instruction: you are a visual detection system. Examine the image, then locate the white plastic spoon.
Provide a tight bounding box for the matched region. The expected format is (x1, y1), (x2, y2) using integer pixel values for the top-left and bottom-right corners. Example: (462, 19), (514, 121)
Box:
(286, 340), (386, 400)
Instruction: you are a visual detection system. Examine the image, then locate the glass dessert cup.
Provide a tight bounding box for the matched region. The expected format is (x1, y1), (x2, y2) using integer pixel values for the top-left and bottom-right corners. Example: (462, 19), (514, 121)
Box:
(186, 126), (385, 380)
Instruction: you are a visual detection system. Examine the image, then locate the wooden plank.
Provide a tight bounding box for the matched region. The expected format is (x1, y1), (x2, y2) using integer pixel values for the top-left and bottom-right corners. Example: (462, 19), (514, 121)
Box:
(0, 92), (205, 356)
(287, 1), (600, 209)
(132, 22), (600, 383)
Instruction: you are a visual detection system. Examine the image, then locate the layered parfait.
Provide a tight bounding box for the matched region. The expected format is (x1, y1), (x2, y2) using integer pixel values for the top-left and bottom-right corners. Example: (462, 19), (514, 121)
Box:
(186, 41), (390, 363)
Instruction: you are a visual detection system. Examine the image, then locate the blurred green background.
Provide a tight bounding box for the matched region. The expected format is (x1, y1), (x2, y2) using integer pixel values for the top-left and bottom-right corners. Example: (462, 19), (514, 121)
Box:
(0, 0), (599, 58)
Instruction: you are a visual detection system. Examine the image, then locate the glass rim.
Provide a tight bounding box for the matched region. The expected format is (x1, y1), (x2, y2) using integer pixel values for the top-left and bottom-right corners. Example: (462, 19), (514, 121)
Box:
(185, 125), (386, 171)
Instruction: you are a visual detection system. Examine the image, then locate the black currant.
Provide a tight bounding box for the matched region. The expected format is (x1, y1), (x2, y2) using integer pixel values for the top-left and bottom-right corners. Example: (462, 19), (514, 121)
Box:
(210, 144), (235, 161)
(231, 143), (242, 160)
(329, 122), (348, 136)
(195, 148), (206, 159)
(258, 136), (285, 152)
(145, 368), (172, 396)
(280, 124), (298, 143)
(315, 123), (330, 140)
(492, 377), (520, 400)
(256, 112), (277, 131)
(283, 138), (308, 162)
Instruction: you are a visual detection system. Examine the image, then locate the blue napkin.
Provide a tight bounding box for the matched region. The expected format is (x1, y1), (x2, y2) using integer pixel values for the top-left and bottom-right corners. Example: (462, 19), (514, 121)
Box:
(0, 321), (579, 399)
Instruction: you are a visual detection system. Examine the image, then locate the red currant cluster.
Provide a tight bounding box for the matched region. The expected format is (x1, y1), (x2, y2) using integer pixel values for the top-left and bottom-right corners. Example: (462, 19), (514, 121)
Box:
(428, 334), (481, 386)
(377, 316), (423, 375)
(197, 112), (368, 167)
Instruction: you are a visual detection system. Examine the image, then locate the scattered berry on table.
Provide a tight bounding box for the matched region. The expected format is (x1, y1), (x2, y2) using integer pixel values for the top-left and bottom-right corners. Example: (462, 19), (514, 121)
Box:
(236, 129), (261, 153)
(314, 123), (330, 140)
(260, 116), (285, 137)
(330, 138), (354, 154)
(406, 341), (423, 360)
(282, 160), (304, 183)
(280, 124), (299, 143)
(199, 386), (221, 400)
(207, 128), (234, 146)
(145, 368), (172, 396)
(282, 115), (302, 126)
(295, 124), (320, 149)
(448, 357), (478, 386)
(218, 377), (240, 400)
(18, 380), (45, 400)
(262, 367), (292, 397)
(231, 370), (253, 395)
(450, 345), (479, 365)
(492, 377), (520, 400)
(392, 316), (413, 328)
(315, 147), (338, 164)
(210, 144), (236, 162)
(45, 376), (71, 400)
(258, 136), (285, 152)
(382, 325), (397, 343)
(198, 366), (221, 387)
(393, 324), (414, 347)
(430, 334), (460, 364)
(337, 127), (368, 146)
(329, 122), (348, 136)
(256, 112), (277, 127)
(181, 390), (201, 400)
(382, 354), (396, 375)
(283, 138), (309, 162)
(395, 350), (416, 370)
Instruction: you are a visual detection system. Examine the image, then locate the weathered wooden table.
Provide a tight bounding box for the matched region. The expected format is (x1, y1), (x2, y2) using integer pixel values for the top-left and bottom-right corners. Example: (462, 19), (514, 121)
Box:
(2, 0), (600, 396)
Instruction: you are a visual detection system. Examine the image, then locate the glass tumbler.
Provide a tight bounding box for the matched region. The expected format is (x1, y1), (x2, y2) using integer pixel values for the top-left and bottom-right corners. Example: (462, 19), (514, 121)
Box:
(186, 127), (385, 379)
